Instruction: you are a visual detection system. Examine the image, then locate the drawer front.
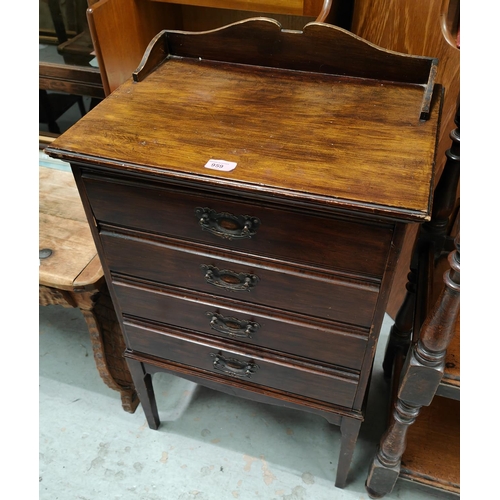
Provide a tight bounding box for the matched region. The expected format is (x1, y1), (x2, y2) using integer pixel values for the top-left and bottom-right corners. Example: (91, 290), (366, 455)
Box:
(101, 231), (379, 326)
(113, 278), (368, 370)
(83, 174), (393, 278)
(123, 319), (358, 409)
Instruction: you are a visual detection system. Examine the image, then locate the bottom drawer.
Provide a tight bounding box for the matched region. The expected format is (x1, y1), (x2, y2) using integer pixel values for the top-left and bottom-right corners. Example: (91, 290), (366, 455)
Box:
(123, 318), (359, 409)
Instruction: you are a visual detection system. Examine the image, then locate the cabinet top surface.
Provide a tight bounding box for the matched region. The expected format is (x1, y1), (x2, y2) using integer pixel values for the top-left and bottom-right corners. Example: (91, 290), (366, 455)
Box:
(47, 21), (442, 221)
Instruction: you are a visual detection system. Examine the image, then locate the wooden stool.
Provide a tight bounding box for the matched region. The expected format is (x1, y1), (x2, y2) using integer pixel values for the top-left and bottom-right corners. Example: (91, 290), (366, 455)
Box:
(39, 165), (138, 413)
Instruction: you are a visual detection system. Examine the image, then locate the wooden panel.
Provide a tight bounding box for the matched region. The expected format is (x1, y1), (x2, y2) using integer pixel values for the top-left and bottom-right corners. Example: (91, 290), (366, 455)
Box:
(39, 62), (105, 98)
(87, 0), (182, 94)
(48, 56), (441, 220)
(113, 276), (368, 369)
(351, 0), (459, 179)
(39, 167), (102, 290)
(82, 173), (393, 278)
(178, 5), (316, 31)
(39, 212), (98, 289)
(123, 318), (359, 408)
(351, 0), (460, 317)
(400, 396), (460, 494)
(149, 0), (333, 17)
(39, 167), (88, 223)
(149, 0), (304, 16)
(100, 229), (379, 326)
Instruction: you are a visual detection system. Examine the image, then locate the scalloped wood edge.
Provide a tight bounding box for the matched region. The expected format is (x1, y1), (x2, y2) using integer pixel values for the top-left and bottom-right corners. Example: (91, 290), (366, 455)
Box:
(133, 17), (438, 120)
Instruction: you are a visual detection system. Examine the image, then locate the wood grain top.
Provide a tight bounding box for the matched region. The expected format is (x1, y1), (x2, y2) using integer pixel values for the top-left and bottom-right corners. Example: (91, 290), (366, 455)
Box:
(47, 20), (442, 221)
(401, 396), (459, 494)
(39, 167), (102, 290)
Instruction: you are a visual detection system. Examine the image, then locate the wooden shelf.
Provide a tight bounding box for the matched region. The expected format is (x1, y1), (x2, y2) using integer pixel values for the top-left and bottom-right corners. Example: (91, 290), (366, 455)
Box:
(400, 395), (460, 495)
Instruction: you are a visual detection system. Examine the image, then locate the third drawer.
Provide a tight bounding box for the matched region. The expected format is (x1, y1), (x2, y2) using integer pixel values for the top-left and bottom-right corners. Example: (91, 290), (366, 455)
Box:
(113, 276), (368, 370)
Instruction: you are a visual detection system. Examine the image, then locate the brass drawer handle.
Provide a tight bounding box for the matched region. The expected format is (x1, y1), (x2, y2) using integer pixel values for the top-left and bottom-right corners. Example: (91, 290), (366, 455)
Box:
(210, 353), (259, 378)
(201, 264), (259, 292)
(195, 207), (260, 240)
(207, 312), (260, 339)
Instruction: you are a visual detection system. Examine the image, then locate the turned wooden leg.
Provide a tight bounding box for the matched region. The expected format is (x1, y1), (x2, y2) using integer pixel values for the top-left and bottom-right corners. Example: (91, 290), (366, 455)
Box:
(365, 399), (420, 498)
(126, 358), (160, 430)
(335, 416), (362, 488)
(366, 236), (460, 498)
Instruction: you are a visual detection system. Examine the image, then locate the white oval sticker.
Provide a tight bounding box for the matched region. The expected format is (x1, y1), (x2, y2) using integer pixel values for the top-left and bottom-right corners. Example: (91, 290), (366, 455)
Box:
(204, 159), (237, 172)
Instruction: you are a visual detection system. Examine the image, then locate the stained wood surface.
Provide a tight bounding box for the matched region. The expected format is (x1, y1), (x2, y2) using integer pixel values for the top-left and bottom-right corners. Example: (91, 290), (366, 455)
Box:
(178, 6), (316, 32)
(123, 317), (359, 408)
(351, 0), (460, 317)
(81, 173), (394, 278)
(47, 21), (442, 221)
(113, 276), (368, 369)
(100, 228), (379, 326)
(351, 0), (459, 177)
(87, 0), (180, 95)
(432, 252), (460, 389)
(400, 396), (460, 494)
(87, 0), (348, 94)
(443, 313), (460, 387)
(150, 0), (305, 16)
(39, 167), (102, 290)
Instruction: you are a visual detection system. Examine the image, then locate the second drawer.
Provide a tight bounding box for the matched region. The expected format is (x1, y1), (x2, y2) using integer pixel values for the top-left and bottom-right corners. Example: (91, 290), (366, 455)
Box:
(101, 230), (379, 326)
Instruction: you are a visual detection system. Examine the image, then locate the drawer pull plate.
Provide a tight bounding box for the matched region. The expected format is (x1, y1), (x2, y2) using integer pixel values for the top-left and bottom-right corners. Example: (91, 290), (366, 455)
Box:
(210, 353), (259, 378)
(202, 264), (259, 291)
(195, 207), (260, 240)
(207, 311), (260, 338)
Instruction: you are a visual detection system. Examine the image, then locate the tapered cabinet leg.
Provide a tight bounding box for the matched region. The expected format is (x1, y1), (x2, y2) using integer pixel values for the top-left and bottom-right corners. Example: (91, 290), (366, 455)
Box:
(126, 358), (160, 430)
(335, 416), (362, 488)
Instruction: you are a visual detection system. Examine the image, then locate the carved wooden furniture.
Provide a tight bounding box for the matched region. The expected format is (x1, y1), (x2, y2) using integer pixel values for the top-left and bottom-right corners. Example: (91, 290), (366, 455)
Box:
(86, 0), (354, 95)
(350, 0), (460, 319)
(39, 0), (105, 135)
(366, 106), (460, 497)
(39, 163), (138, 413)
(46, 19), (442, 488)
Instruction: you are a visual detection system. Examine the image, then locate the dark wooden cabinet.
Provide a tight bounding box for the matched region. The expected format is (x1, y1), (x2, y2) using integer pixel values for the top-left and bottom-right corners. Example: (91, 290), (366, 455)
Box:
(46, 19), (442, 489)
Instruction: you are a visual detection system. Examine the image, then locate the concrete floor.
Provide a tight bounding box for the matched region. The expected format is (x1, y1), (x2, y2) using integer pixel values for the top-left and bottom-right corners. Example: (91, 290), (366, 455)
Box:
(39, 306), (458, 500)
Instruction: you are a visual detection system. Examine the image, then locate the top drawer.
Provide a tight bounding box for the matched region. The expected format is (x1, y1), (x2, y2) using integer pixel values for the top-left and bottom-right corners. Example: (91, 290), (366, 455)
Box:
(82, 173), (394, 278)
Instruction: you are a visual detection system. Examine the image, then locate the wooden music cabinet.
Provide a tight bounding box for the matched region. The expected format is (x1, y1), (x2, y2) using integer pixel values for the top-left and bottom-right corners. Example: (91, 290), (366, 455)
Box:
(46, 19), (442, 489)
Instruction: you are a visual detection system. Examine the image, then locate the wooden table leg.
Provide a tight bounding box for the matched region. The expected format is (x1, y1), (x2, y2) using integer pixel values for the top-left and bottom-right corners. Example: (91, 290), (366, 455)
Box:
(39, 283), (139, 413)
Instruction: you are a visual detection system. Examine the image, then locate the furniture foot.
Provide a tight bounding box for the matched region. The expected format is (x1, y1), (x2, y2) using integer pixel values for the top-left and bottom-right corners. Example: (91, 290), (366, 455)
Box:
(126, 358), (160, 430)
(79, 287), (139, 413)
(335, 416), (362, 488)
(365, 399), (420, 498)
(39, 284), (139, 413)
(365, 455), (400, 499)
